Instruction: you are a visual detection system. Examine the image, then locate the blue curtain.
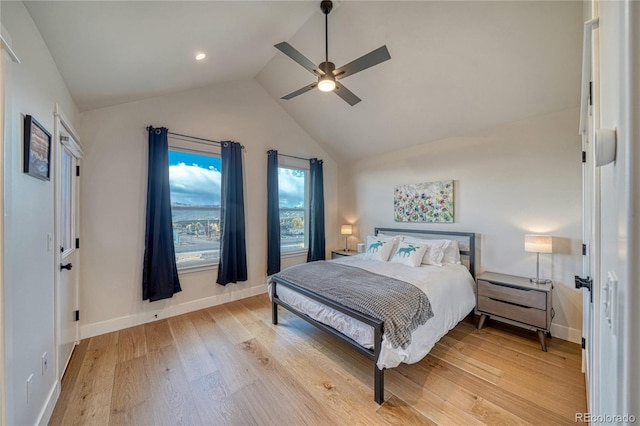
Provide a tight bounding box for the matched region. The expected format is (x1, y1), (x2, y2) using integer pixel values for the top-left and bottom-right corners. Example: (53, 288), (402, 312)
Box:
(142, 127), (182, 301)
(217, 141), (248, 285)
(307, 158), (326, 262)
(267, 150), (281, 275)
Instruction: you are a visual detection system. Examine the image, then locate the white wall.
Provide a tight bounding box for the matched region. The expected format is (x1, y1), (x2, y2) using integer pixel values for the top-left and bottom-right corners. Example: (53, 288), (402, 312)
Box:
(338, 108), (583, 341)
(78, 79), (338, 338)
(1, 2), (79, 425)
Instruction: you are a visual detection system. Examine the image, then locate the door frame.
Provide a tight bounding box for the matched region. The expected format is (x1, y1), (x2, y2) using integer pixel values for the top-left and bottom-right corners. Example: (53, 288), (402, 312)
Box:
(579, 10), (601, 414)
(0, 24), (21, 426)
(53, 104), (83, 382)
(0, 30), (7, 426)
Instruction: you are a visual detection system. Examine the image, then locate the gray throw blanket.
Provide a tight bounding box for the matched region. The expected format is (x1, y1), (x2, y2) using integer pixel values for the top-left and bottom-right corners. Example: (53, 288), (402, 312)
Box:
(272, 261), (434, 349)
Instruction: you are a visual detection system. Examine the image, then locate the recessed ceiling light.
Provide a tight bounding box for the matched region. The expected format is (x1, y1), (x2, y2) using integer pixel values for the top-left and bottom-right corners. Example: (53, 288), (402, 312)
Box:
(195, 53), (206, 61)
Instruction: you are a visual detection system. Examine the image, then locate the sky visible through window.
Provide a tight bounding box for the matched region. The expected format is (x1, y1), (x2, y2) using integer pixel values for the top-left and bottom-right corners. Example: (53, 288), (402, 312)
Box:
(167, 150), (307, 264)
(278, 167), (305, 208)
(167, 150), (305, 208)
(168, 150), (221, 206)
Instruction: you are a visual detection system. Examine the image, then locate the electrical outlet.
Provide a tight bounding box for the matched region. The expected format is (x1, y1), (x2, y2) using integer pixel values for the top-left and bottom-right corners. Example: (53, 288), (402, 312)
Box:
(41, 352), (48, 375)
(26, 374), (33, 404)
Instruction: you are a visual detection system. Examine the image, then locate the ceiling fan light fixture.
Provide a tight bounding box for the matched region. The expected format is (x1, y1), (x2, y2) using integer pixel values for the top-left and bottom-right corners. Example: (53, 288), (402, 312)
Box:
(275, 0), (391, 105)
(318, 76), (336, 92)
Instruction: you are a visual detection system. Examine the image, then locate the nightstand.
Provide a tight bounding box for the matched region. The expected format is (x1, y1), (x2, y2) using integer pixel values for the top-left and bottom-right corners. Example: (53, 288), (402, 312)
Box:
(476, 272), (553, 351)
(331, 250), (358, 259)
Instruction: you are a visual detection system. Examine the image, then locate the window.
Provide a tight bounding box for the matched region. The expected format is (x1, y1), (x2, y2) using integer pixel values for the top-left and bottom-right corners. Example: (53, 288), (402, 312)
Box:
(168, 148), (221, 269)
(278, 166), (308, 254)
(60, 146), (74, 255)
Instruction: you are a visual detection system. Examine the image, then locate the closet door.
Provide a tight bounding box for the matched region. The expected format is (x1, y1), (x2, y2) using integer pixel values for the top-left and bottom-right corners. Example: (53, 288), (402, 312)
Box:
(55, 110), (83, 381)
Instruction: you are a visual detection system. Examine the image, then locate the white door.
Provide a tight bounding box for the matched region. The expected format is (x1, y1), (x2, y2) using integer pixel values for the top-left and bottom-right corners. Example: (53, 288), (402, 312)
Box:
(579, 11), (600, 414)
(55, 111), (82, 381)
(592, 0), (628, 418)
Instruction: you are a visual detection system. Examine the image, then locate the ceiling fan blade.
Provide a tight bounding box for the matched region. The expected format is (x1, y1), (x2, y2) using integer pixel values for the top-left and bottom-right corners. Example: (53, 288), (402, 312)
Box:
(281, 82), (318, 100)
(275, 42), (321, 76)
(334, 82), (361, 106)
(334, 45), (391, 80)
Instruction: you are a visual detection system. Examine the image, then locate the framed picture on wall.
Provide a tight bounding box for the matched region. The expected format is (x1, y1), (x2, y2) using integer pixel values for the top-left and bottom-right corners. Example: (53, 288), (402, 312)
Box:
(394, 180), (454, 223)
(23, 114), (52, 181)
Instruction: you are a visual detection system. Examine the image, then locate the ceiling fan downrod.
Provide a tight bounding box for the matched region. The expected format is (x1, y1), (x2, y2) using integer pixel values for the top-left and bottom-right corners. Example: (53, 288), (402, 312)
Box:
(321, 0), (332, 64)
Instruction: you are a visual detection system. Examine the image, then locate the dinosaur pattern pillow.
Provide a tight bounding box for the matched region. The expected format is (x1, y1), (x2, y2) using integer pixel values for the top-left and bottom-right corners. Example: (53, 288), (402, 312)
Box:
(363, 236), (397, 261)
(390, 242), (428, 267)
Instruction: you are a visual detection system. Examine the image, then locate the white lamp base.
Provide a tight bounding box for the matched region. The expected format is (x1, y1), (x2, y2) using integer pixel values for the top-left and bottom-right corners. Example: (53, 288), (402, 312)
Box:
(530, 252), (551, 284)
(530, 278), (551, 284)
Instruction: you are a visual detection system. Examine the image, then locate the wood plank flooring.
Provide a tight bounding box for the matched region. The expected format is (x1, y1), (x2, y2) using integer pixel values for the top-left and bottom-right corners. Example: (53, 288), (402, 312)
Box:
(49, 294), (586, 425)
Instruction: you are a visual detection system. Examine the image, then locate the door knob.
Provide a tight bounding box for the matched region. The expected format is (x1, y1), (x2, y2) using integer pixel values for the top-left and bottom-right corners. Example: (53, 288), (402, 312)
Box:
(60, 263), (73, 271)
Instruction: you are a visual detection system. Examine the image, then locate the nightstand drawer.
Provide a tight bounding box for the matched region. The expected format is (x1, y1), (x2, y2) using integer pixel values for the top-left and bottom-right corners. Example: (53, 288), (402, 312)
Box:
(477, 296), (547, 329)
(331, 250), (357, 259)
(477, 279), (546, 310)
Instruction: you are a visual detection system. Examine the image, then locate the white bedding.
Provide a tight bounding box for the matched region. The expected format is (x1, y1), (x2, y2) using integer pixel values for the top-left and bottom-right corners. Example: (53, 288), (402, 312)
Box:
(268, 254), (476, 369)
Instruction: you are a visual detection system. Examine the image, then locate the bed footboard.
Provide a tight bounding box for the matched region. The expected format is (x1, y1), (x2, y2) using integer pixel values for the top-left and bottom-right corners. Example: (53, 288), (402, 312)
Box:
(270, 277), (386, 404)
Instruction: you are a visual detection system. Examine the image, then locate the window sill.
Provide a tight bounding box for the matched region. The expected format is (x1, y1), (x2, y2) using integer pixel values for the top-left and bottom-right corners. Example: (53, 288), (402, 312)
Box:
(177, 262), (219, 275)
(281, 249), (308, 259)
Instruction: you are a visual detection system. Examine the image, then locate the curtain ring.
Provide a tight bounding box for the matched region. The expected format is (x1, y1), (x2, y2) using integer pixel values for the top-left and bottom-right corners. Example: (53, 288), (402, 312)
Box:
(155, 129), (162, 135)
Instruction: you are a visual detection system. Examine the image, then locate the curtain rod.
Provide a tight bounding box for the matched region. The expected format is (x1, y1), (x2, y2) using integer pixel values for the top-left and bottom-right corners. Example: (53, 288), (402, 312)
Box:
(267, 150), (314, 162)
(169, 130), (221, 145)
(146, 127), (245, 150)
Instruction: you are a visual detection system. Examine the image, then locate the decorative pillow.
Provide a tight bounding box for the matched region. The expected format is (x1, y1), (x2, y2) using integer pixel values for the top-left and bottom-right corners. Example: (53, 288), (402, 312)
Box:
(403, 237), (451, 266)
(390, 242), (428, 267)
(363, 236), (397, 261)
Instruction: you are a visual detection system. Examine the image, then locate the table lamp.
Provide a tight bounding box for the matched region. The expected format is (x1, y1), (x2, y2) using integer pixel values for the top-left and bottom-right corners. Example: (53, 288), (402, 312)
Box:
(341, 224), (353, 251)
(524, 234), (552, 284)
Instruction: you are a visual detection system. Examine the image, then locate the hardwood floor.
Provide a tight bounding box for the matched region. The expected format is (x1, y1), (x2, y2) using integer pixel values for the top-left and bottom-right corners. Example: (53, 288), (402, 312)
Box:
(49, 294), (586, 425)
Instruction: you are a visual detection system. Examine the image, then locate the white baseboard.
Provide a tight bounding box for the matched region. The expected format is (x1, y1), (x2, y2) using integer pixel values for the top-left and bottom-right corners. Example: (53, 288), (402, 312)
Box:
(37, 380), (60, 426)
(550, 322), (582, 344)
(475, 310), (581, 344)
(80, 285), (267, 339)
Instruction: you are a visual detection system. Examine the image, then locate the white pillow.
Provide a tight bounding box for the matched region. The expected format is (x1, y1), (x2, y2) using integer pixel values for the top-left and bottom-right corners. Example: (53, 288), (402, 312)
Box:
(375, 232), (402, 242)
(363, 236), (397, 261)
(443, 240), (462, 264)
(424, 239), (461, 264)
(390, 242), (428, 267)
(403, 237), (451, 266)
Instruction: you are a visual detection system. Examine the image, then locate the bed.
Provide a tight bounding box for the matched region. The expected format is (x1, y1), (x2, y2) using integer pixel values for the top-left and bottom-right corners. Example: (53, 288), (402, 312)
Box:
(268, 228), (477, 404)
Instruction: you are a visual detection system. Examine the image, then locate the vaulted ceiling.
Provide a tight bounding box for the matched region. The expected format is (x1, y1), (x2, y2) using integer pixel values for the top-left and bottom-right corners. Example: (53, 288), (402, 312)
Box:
(23, 1), (583, 162)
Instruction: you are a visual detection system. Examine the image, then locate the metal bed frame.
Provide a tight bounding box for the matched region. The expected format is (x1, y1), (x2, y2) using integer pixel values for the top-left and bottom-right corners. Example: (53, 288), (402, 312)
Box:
(270, 227), (477, 404)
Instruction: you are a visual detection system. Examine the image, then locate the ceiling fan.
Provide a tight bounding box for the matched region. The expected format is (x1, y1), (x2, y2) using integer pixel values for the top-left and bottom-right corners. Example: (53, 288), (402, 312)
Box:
(275, 0), (391, 106)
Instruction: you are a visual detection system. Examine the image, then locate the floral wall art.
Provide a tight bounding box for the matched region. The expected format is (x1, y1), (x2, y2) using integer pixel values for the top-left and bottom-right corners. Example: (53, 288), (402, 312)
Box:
(394, 180), (454, 222)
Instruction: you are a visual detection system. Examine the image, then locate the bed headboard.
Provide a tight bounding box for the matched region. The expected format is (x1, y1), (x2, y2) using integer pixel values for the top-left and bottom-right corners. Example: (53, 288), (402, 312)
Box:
(374, 228), (477, 278)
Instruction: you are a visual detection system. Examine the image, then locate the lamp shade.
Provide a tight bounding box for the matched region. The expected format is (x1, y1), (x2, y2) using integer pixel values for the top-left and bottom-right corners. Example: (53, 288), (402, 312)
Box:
(340, 224), (353, 235)
(524, 235), (552, 253)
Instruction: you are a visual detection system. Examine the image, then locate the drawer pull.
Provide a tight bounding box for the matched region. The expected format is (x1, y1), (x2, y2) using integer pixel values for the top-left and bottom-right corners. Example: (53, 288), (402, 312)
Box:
(488, 297), (532, 309)
(489, 281), (534, 291)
